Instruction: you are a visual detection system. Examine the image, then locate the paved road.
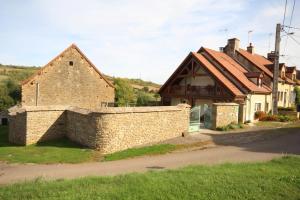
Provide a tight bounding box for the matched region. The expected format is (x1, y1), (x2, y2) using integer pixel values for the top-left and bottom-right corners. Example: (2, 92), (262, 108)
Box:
(0, 128), (299, 185)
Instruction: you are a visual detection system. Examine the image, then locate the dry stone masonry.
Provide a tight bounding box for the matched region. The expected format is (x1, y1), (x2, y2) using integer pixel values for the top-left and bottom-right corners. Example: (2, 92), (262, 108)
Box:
(211, 103), (239, 129)
(9, 104), (190, 154)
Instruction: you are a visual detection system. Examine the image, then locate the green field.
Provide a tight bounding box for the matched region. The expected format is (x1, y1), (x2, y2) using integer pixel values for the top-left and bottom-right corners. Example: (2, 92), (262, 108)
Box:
(0, 156), (299, 199)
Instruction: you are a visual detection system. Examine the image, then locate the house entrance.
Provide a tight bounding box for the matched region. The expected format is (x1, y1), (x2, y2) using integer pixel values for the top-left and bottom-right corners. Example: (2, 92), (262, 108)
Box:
(188, 104), (212, 132)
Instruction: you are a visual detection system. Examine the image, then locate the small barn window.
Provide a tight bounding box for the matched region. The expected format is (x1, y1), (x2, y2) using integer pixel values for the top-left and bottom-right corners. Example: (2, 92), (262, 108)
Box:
(69, 61), (73, 66)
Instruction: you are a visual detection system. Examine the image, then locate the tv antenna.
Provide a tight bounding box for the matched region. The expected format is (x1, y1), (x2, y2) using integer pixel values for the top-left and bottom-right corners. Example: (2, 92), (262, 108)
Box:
(248, 30), (254, 44)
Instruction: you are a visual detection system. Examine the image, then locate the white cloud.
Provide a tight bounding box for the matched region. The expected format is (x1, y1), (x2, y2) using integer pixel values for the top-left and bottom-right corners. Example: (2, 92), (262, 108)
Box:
(1, 0), (299, 83)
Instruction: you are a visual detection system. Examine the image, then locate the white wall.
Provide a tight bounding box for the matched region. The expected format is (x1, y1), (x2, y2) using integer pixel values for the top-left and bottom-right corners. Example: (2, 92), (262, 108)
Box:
(245, 94), (272, 121)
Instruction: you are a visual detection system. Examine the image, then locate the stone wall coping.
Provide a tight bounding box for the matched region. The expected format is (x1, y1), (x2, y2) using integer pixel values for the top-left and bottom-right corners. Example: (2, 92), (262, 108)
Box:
(22, 106), (70, 112)
(8, 104), (190, 115)
(92, 106), (183, 114)
(71, 104), (190, 114)
(212, 103), (239, 106)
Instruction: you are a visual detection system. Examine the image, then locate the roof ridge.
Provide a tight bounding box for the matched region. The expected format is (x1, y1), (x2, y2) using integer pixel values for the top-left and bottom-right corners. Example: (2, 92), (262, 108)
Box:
(202, 48), (271, 94)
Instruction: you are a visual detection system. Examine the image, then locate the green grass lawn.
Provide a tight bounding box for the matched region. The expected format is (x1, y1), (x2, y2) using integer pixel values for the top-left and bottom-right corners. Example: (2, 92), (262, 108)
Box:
(104, 144), (177, 161)
(0, 156), (299, 199)
(0, 126), (97, 164)
(0, 126), (178, 163)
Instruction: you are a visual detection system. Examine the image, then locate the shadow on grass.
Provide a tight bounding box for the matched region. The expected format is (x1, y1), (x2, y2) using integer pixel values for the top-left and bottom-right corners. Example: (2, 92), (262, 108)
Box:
(35, 137), (86, 149)
(0, 125), (86, 149)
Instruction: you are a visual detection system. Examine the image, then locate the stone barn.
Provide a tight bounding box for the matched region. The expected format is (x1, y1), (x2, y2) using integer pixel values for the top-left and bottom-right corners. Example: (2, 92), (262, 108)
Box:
(21, 44), (115, 109)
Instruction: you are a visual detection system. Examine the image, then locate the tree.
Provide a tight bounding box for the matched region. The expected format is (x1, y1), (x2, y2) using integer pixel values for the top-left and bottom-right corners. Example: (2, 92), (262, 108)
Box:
(142, 86), (149, 92)
(114, 78), (136, 106)
(0, 86), (15, 110)
(136, 90), (155, 106)
(5, 79), (21, 102)
(154, 93), (160, 101)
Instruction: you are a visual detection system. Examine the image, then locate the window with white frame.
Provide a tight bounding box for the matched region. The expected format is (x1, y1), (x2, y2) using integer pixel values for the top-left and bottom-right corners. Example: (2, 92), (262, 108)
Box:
(255, 103), (262, 112)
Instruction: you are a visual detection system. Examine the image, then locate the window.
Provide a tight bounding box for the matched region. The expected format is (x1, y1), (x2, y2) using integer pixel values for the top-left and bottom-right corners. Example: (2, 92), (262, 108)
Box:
(255, 103), (262, 112)
(69, 61), (73, 66)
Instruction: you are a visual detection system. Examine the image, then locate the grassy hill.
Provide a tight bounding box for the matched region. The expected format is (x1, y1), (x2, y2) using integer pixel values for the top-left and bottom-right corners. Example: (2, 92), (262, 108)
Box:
(0, 64), (160, 91)
(0, 64), (39, 84)
(0, 64), (161, 110)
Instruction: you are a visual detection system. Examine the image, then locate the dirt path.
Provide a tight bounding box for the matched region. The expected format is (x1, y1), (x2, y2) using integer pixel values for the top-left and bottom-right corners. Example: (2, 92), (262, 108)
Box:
(0, 127), (299, 185)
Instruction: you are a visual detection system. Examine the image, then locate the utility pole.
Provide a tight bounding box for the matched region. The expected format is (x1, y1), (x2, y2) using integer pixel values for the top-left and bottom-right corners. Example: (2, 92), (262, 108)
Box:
(272, 23), (281, 115)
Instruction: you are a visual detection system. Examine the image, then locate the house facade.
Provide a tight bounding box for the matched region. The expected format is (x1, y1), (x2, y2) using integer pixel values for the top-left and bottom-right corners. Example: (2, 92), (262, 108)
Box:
(21, 44), (115, 109)
(225, 38), (297, 109)
(159, 38), (299, 122)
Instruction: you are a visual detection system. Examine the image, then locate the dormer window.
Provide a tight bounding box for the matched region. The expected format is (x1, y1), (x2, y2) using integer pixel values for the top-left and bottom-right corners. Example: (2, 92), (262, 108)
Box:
(258, 78), (262, 87)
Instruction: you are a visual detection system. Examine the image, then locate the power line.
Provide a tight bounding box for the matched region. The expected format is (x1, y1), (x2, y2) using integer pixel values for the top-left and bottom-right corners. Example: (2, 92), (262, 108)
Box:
(283, 25), (300, 30)
(282, 0), (288, 26)
(288, 34), (300, 46)
(283, 0), (296, 54)
(288, 0), (296, 28)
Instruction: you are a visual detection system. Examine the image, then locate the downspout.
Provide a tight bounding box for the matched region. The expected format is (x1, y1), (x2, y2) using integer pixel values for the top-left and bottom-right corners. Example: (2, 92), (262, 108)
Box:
(35, 83), (39, 106)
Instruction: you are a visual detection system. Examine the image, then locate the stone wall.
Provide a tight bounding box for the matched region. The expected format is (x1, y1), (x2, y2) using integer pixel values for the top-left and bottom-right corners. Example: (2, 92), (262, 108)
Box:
(9, 106), (67, 145)
(8, 104), (190, 154)
(94, 104), (190, 153)
(8, 109), (26, 145)
(211, 103), (239, 129)
(21, 45), (115, 109)
(66, 108), (97, 148)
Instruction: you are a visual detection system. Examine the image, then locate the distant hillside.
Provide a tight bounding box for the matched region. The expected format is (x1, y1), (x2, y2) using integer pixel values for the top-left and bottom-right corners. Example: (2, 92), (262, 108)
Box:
(104, 75), (160, 92)
(0, 64), (39, 85)
(0, 64), (160, 91)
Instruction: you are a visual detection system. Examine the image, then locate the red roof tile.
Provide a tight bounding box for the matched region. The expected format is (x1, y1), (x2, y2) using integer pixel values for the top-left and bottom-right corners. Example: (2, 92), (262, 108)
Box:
(159, 52), (245, 98)
(192, 53), (244, 97)
(245, 72), (264, 78)
(202, 48), (271, 94)
(238, 49), (273, 78)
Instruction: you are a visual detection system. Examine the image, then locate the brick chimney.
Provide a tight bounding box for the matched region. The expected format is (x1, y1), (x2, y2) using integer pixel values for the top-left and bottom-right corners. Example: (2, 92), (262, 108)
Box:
(267, 51), (276, 63)
(225, 38), (240, 57)
(247, 43), (254, 54)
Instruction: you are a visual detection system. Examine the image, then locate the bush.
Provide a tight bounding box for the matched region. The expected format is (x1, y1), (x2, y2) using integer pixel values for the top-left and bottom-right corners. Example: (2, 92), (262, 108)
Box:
(113, 78), (136, 106)
(277, 115), (297, 122)
(136, 90), (155, 106)
(259, 115), (278, 121)
(216, 122), (244, 131)
(278, 107), (296, 111)
(254, 111), (266, 120)
(259, 114), (296, 122)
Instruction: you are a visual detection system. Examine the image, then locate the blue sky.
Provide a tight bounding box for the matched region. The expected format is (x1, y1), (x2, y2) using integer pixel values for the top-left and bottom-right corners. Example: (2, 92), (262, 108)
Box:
(0, 0), (299, 84)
